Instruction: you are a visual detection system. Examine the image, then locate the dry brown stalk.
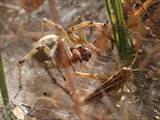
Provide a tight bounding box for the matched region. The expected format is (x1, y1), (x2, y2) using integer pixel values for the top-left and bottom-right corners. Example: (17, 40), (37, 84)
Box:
(48, 0), (60, 24)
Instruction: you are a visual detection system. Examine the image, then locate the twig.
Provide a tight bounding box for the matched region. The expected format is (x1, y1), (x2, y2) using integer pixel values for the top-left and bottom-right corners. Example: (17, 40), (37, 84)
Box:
(44, 68), (73, 101)
(0, 2), (20, 10)
(48, 0), (60, 24)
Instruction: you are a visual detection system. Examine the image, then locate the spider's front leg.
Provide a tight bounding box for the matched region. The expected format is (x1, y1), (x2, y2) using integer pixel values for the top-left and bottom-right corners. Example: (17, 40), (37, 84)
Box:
(67, 31), (88, 46)
(68, 21), (114, 58)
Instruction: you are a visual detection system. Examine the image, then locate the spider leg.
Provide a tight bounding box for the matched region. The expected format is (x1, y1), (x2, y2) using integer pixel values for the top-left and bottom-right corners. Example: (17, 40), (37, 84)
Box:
(68, 21), (99, 42)
(79, 28), (88, 43)
(75, 71), (99, 80)
(18, 48), (40, 88)
(68, 21), (105, 32)
(67, 31), (87, 45)
(69, 20), (114, 56)
(15, 47), (40, 99)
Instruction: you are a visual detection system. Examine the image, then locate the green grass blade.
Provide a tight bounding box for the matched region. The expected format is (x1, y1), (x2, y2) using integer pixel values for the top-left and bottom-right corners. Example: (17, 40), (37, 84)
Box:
(0, 51), (13, 120)
(105, 0), (119, 44)
(105, 0), (134, 66)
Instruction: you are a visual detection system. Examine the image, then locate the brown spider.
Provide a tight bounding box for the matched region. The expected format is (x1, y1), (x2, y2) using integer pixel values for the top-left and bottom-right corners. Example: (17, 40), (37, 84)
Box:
(16, 19), (92, 99)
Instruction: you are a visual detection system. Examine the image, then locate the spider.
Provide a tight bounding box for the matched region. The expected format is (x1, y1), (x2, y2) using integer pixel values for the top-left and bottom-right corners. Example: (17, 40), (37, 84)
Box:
(16, 19), (92, 99)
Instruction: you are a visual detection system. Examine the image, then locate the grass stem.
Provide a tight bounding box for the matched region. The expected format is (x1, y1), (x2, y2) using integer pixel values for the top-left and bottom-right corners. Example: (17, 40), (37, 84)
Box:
(105, 0), (134, 66)
(0, 51), (13, 120)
